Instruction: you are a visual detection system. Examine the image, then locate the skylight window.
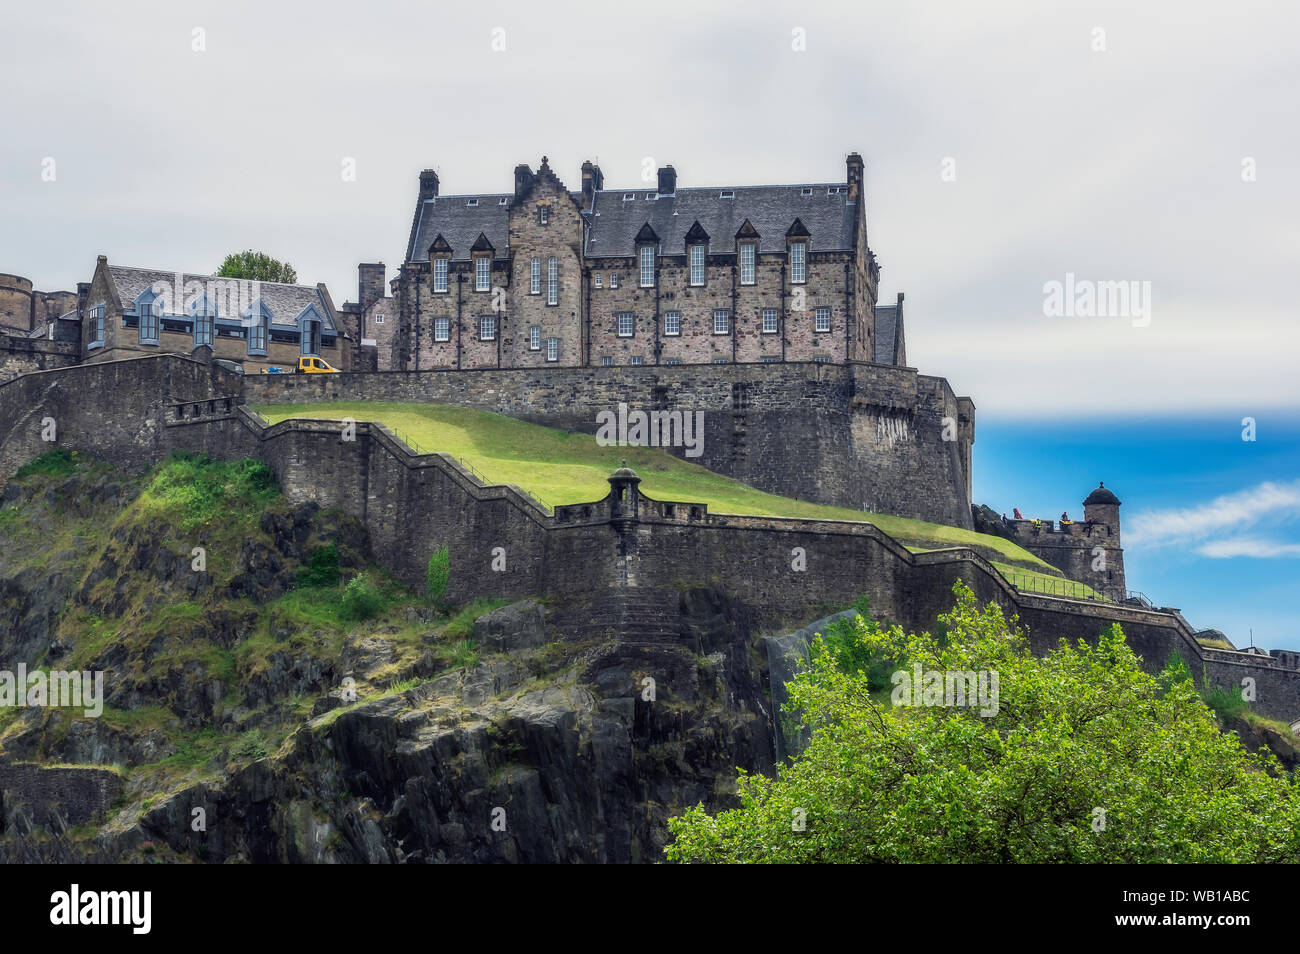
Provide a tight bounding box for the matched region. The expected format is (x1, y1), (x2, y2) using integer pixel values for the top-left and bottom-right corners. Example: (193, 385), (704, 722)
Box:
(623, 193), (636, 201)
(467, 198), (479, 206)
(719, 190), (735, 199)
(801, 188), (813, 196)
(498, 197), (508, 206)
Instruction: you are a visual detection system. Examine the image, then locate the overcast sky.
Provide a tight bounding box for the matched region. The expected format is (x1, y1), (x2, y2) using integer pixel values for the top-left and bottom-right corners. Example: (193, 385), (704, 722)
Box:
(2, 0), (1297, 417)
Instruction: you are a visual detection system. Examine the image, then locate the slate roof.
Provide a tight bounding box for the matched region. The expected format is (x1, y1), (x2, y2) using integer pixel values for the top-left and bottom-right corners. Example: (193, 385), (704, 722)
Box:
(1083, 483), (1121, 507)
(406, 183), (856, 263)
(874, 304), (900, 364)
(105, 265), (336, 332)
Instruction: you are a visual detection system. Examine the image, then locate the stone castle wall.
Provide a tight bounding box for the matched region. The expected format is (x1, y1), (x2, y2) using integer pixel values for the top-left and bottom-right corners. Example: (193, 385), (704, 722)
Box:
(2, 355), (1298, 722)
(242, 359), (975, 528)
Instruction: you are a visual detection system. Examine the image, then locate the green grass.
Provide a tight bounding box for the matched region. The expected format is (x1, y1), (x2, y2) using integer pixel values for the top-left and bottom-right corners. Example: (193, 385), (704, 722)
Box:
(137, 452), (279, 532)
(251, 401), (1060, 574)
(992, 562), (1108, 601)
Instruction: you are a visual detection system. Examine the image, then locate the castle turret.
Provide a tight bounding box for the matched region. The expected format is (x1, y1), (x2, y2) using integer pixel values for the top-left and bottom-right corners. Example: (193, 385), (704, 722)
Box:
(1083, 482), (1125, 598)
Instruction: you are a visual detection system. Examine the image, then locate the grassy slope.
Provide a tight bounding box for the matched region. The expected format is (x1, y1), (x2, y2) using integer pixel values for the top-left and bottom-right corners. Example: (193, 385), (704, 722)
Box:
(251, 400), (1069, 578)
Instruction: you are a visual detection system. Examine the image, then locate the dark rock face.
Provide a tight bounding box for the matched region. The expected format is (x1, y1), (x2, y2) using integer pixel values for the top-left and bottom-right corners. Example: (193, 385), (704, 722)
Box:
(971, 503), (1016, 542)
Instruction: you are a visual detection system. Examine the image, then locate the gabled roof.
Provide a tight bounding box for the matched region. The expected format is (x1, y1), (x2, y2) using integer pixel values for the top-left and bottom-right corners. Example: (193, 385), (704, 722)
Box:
(104, 265), (336, 333)
(405, 178), (858, 263)
(585, 184), (854, 258)
(874, 304), (904, 365)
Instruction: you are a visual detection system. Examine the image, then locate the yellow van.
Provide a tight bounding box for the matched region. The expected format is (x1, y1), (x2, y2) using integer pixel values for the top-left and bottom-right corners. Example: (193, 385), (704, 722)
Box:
(297, 356), (339, 374)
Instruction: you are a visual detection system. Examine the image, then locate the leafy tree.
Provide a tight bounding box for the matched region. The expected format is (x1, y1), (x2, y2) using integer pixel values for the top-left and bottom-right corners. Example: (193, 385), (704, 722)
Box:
(666, 582), (1300, 863)
(216, 250), (297, 284)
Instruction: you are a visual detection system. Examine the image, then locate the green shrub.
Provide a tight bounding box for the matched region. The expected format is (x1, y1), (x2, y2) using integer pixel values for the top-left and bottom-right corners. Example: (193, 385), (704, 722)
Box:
(427, 544), (450, 607)
(230, 729), (269, 761)
(298, 543), (341, 588)
(341, 574), (385, 622)
(448, 639), (479, 669)
(140, 453), (279, 531)
(15, 448), (79, 479)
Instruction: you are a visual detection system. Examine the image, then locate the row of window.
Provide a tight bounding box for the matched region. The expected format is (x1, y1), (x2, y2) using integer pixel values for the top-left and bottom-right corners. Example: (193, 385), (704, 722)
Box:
(598, 355), (833, 366)
(92, 302), (324, 357)
(616, 307), (832, 336)
(429, 240), (810, 298)
(427, 306), (832, 346)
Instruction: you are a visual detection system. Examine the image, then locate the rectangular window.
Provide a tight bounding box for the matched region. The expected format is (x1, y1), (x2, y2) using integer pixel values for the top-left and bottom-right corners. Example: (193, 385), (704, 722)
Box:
(594, 273), (603, 288)
(790, 242), (806, 284)
(547, 257), (558, 305)
(601, 356), (614, 366)
(713, 357), (729, 364)
(539, 206), (549, 225)
(195, 311), (214, 348)
(247, 316), (266, 353)
(434, 317), (450, 341)
(546, 337), (559, 362)
(689, 245), (705, 286)
(479, 315), (496, 340)
(530, 258), (541, 295)
(664, 358), (682, 365)
(475, 256), (491, 291)
(663, 311), (680, 336)
(639, 246), (655, 287)
(762, 308), (779, 334)
(813, 356), (832, 363)
(713, 309), (730, 335)
(92, 306), (104, 343)
(739, 244), (756, 285)
(433, 258), (449, 293)
(529, 325), (541, 350)
(375, 314), (384, 324)
(139, 303), (158, 344)
(761, 355), (781, 363)
(815, 306), (831, 333)
(617, 312), (635, 337)
(630, 355), (643, 365)
(609, 273), (619, 289)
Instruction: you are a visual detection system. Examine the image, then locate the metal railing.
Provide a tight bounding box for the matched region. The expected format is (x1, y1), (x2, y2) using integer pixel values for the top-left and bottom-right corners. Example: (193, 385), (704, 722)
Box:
(1013, 573), (1119, 603)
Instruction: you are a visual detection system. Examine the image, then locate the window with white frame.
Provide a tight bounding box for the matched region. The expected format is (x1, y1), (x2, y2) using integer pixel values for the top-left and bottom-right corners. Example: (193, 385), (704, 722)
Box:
(433, 258), (449, 292)
(594, 273), (603, 288)
(790, 242), (807, 283)
(375, 314), (384, 324)
(739, 244), (756, 285)
(814, 306), (831, 333)
(630, 355), (643, 365)
(609, 273), (619, 289)
(529, 325), (541, 350)
(139, 302), (159, 344)
(539, 206), (549, 225)
(617, 312), (634, 337)
(547, 257), (558, 305)
(712, 309), (729, 335)
(639, 245), (655, 287)
(601, 356), (614, 366)
(813, 355), (832, 363)
(713, 357), (729, 364)
(475, 256), (491, 291)
(663, 311), (680, 336)
(530, 258), (541, 295)
(664, 358), (682, 365)
(689, 244), (705, 286)
(434, 317), (450, 341)
(762, 308), (779, 334)
(546, 337), (559, 361)
(761, 355), (781, 363)
(479, 315), (496, 340)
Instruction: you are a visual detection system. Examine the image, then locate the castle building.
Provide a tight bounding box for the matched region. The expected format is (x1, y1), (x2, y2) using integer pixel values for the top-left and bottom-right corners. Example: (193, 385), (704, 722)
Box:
(0, 273), (77, 336)
(385, 153), (896, 372)
(77, 256), (350, 372)
(1005, 482), (1127, 599)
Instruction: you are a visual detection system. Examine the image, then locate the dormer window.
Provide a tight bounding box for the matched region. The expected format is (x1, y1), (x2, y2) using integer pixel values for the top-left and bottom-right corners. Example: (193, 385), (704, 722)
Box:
(739, 244), (756, 285)
(247, 312), (268, 354)
(689, 244), (706, 286)
(190, 296), (215, 347)
(790, 241), (807, 284)
(475, 255), (491, 291)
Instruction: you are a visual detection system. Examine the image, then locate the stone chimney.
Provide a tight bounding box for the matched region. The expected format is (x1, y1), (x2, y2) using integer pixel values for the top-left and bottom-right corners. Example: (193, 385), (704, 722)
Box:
(657, 165), (676, 196)
(358, 263), (386, 315)
(581, 160), (604, 209)
(418, 169), (439, 201)
(514, 163), (535, 199)
(846, 152), (864, 202)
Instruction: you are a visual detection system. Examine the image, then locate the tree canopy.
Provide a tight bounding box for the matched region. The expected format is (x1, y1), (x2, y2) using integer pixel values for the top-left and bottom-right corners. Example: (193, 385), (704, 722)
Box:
(666, 583), (1300, 863)
(216, 251), (297, 284)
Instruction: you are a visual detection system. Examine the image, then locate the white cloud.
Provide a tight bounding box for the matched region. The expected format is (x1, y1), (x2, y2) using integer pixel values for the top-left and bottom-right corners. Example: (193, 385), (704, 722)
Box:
(1127, 480), (1300, 548)
(1197, 538), (1300, 559)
